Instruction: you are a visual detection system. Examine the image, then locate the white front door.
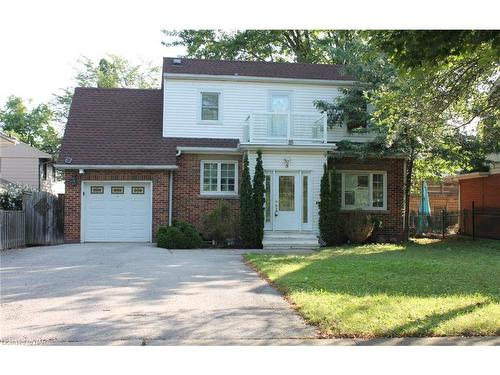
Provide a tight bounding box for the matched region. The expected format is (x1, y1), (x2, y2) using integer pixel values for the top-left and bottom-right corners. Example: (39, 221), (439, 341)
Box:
(274, 173), (299, 230)
(82, 181), (152, 242)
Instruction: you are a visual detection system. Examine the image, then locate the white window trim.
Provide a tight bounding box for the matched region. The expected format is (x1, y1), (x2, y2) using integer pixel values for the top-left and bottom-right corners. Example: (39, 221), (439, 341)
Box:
(268, 90), (293, 113)
(198, 89), (223, 124)
(339, 170), (387, 211)
(200, 160), (238, 196)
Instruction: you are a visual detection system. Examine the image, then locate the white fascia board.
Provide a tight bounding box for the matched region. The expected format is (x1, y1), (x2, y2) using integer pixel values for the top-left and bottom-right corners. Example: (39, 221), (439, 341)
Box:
(452, 172), (490, 180)
(164, 73), (356, 87)
(240, 143), (336, 152)
(54, 164), (178, 170)
(0, 133), (19, 144)
(176, 146), (242, 155)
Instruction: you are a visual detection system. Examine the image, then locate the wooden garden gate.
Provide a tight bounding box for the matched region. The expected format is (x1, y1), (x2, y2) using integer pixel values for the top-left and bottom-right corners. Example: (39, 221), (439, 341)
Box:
(24, 192), (64, 246)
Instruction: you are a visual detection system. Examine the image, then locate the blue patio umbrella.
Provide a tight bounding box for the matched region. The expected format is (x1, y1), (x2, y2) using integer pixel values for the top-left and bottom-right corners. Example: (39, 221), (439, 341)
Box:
(417, 181), (431, 235)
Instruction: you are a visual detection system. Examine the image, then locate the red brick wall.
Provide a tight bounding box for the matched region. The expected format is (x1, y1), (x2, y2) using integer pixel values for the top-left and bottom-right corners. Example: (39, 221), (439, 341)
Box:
(63, 169), (169, 243)
(173, 153), (241, 235)
(329, 157), (406, 242)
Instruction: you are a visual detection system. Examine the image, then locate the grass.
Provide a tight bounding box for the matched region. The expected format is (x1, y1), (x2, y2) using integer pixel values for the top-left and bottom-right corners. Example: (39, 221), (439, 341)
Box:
(245, 237), (500, 338)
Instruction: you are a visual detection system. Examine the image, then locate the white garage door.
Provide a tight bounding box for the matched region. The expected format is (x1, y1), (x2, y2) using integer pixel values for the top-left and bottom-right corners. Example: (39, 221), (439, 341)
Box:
(82, 181), (152, 242)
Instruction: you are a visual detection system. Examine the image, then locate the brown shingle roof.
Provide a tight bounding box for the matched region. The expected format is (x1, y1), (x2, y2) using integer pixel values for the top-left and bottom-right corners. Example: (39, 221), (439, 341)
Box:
(163, 57), (353, 81)
(57, 87), (238, 166)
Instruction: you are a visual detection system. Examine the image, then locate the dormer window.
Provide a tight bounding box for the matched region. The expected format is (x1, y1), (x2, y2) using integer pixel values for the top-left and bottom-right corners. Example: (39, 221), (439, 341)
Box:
(200, 92), (220, 121)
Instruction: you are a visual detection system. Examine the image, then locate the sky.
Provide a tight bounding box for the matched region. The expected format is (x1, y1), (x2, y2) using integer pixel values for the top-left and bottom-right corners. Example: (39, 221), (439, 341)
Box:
(0, 1), (187, 106)
(0, 0), (495, 107)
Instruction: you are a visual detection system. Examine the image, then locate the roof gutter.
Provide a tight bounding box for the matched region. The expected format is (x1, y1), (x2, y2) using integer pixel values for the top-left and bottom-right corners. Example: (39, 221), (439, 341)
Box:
(164, 73), (356, 87)
(0, 133), (19, 144)
(240, 143), (336, 152)
(54, 164), (178, 170)
(450, 172), (490, 181)
(176, 146), (241, 155)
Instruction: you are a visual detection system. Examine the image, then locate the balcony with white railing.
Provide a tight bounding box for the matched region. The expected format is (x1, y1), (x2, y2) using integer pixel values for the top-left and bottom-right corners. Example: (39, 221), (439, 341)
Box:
(243, 112), (328, 144)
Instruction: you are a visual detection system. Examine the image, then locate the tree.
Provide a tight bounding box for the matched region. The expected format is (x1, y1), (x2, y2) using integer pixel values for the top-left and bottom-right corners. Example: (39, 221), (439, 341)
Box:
(240, 153), (256, 248)
(52, 54), (161, 123)
(163, 29), (366, 64)
(252, 150), (265, 248)
(371, 31), (499, 144)
(318, 164), (340, 245)
(0, 96), (59, 155)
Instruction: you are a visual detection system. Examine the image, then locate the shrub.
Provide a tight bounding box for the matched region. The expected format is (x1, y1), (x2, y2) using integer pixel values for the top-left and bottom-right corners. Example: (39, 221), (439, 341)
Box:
(202, 201), (235, 247)
(344, 210), (374, 244)
(156, 221), (203, 249)
(0, 184), (34, 210)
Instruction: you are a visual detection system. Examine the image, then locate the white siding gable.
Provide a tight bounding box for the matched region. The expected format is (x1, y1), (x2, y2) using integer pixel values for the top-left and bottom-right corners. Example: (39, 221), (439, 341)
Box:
(163, 78), (349, 141)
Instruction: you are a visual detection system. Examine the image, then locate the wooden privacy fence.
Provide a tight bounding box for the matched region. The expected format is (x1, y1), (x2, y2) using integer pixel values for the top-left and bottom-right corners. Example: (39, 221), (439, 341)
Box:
(0, 210), (26, 250)
(24, 192), (64, 246)
(0, 192), (64, 250)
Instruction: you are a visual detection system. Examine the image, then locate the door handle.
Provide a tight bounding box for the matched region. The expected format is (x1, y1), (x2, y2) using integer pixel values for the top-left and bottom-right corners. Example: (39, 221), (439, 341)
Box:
(274, 201), (278, 216)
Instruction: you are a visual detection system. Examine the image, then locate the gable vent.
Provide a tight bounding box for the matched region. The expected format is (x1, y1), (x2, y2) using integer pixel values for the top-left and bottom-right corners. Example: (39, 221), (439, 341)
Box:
(172, 58), (182, 65)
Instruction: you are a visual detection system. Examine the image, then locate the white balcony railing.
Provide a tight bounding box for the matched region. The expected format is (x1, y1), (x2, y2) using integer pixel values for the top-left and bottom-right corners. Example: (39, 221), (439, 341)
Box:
(244, 112), (327, 144)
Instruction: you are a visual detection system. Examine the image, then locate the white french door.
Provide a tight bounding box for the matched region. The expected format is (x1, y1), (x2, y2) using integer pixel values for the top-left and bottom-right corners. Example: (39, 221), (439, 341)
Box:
(269, 93), (291, 138)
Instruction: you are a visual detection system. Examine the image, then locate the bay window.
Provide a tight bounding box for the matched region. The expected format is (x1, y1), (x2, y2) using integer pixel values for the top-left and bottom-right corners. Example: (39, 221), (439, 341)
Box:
(201, 161), (238, 196)
(340, 171), (387, 210)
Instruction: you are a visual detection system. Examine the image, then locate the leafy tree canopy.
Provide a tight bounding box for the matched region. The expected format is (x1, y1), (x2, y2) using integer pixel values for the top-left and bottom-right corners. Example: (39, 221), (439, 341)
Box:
(0, 96), (60, 155)
(52, 54), (161, 123)
(163, 29), (369, 64)
(371, 31), (499, 69)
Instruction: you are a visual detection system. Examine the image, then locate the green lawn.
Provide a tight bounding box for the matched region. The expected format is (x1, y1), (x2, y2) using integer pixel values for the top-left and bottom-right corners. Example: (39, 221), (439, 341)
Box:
(245, 237), (500, 337)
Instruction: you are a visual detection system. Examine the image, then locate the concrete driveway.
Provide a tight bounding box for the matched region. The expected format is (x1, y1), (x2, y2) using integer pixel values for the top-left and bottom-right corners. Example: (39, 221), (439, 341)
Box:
(0, 243), (315, 345)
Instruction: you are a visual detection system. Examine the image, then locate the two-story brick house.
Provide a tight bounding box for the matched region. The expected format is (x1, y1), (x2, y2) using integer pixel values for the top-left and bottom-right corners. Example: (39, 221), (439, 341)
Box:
(56, 57), (405, 247)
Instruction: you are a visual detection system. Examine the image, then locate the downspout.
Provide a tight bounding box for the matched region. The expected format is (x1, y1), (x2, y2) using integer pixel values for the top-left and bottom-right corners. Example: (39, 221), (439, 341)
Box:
(170, 149), (181, 226)
(168, 170), (174, 226)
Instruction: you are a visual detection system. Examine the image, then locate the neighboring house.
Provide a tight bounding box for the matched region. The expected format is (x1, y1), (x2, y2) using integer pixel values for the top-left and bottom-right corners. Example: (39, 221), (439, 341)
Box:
(453, 153), (500, 239)
(409, 181), (459, 213)
(55, 57), (406, 246)
(0, 132), (57, 192)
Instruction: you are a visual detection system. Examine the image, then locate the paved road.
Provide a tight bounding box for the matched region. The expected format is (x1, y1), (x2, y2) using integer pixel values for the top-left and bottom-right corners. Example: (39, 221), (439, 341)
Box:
(1, 243), (315, 344)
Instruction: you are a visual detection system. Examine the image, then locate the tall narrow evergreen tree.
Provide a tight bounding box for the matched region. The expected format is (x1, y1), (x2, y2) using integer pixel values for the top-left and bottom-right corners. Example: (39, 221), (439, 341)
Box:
(318, 164), (340, 245)
(252, 150), (265, 248)
(328, 168), (341, 242)
(240, 153), (256, 248)
(318, 164), (331, 245)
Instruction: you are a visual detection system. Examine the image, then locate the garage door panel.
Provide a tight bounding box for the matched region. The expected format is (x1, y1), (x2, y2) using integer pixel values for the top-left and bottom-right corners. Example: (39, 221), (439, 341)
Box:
(83, 182), (152, 242)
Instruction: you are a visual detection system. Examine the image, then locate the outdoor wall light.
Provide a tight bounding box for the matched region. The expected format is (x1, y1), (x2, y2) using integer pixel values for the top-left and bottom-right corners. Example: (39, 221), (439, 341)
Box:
(67, 176), (78, 187)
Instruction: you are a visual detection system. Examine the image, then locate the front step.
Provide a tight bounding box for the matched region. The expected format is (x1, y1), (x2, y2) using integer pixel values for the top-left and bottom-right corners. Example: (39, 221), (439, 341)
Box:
(262, 231), (319, 251)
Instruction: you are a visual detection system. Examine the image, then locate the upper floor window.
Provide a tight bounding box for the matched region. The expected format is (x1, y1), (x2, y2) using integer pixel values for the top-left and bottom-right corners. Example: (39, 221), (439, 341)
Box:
(200, 92), (220, 121)
(340, 171), (387, 210)
(200, 160), (238, 196)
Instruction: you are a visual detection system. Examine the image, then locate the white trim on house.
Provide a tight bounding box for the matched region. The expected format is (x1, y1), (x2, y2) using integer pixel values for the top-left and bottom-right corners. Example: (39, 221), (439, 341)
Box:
(338, 170), (388, 211)
(451, 172), (490, 180)
(0, 132), (19, 145)
(80, 180), (153, 243)
(240, 144), (335, 151)
(197, 88), (223, 124)
(199, 160), (239, 197)
(54, 164), (178, 170)
(164, 73), (356, 87)
(176, 146), (241, 155)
